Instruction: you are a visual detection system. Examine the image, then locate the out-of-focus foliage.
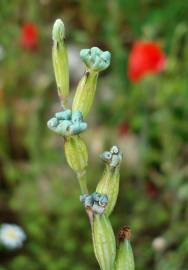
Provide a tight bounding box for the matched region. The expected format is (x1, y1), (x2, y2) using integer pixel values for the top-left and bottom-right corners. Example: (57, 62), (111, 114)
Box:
(1, 0), (188, 269)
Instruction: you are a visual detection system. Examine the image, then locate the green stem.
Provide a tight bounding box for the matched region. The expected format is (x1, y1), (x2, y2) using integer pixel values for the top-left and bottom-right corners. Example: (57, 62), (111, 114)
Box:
(76, 170), (88, 194)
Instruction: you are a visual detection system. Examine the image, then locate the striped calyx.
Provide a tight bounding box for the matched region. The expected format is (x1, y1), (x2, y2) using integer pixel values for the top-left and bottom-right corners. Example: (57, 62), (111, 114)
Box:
(96, 146), (122, 217)
(52, 19), (69, 105)
(64, 135), (88, 173)
(72, 70), (98, 118)
(92, 215), (116, 270)
(115, 226), (135, 270)
(47, 109), (87, 136)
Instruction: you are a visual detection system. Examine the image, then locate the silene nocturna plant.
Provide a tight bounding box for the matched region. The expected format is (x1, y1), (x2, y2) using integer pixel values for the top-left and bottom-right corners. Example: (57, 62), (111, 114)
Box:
(47, 18), (135, 270)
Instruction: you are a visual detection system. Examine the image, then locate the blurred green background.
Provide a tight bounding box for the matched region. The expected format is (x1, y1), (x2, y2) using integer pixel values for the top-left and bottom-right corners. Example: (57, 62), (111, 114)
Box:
(1, 0), (188, 269)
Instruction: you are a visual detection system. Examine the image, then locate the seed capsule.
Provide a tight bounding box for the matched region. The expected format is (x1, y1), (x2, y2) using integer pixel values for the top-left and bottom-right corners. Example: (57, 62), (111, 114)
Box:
(115, 226), (135, 270)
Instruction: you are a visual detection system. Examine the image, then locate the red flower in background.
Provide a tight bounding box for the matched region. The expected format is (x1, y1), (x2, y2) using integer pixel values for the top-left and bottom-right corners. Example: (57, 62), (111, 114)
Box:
(145, 181), (159, 199)
(118, 122), (129, 136)
(128, 41), (166, 82)
(20, 23), (38, 50)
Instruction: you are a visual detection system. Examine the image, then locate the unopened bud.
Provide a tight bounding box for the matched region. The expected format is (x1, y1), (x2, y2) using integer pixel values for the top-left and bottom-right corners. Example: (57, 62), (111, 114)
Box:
(80, 192), (108, 215)
(52, 18), (69, 105)
(80, 47), (111, 72)
(47, 109), (87, 137)
(115, 226), (135, 270)
(52, 19), (65, 42)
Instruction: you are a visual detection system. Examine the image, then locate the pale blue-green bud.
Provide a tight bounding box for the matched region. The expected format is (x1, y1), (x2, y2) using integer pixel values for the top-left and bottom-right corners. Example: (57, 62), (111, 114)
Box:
(47, 109), (87, 136)
(100, 145), (122, 168)
(80, 47), (111, 72)
(55, 109), (72, 120)
(52, 19), (65, 43)
(80, 192), (108, 215)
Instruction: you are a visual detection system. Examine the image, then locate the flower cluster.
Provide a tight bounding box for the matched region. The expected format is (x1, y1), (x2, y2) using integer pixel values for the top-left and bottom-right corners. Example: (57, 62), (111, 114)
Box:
(0, 224), (26, 249)
(80, 47), (111, 72)
(80, 192), (108, 215)
(100, 145), (122, 168)
(47, 109), (87, 136)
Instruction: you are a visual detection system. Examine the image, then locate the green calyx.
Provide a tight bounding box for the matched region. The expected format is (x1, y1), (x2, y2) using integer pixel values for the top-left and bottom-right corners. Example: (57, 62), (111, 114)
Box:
(52, 18), (65, 43)
(72, 71), (98, 118)
(47, 109), (87, 136)
(80, 192), (108, 215)
(115, 226), (135, 270)
(64, 135), (88, 173)
(96, 165), (120, 217)
(92, 215), (116, 270)
(80, 47), (111, 72)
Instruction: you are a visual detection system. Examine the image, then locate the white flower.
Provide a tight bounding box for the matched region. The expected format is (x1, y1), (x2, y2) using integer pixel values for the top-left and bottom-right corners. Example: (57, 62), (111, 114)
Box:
(0, 223), (26, 249)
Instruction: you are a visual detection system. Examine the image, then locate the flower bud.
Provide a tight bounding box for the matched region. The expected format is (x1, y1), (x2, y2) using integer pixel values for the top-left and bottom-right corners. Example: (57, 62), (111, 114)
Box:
(80, 47), (111, 72)
(64, 135), (88, 173)
(47, 109), (87, 137)
(115, 226), (135, 270)
(52, 19), (65, 43)
(93, 214), (116, 270)
(72, 47), (111, 118)
(96, 146), (122, 216)
(80, 192), (108, 215)
(52, 18), (69, 106)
